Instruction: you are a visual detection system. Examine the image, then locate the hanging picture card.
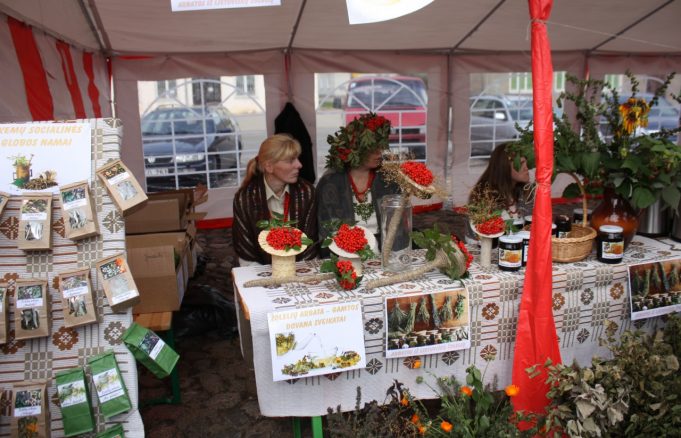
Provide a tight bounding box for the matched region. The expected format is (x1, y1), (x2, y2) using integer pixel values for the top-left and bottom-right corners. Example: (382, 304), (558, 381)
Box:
(384, 288), (471, 359)
(267, 302), (366, 382)
(629, 259), (681, 320)
(96, 254), (141, 313)
(14, 279), (51, 341)
(0, 122), (91, 195)
(58, 268), (98, 328)
(96, 159), (147, 216)
(10, 380), (50, 438)
(0, 282), (7, 344)
(59, 180), (99, 240)
(17, 193), (53, 250)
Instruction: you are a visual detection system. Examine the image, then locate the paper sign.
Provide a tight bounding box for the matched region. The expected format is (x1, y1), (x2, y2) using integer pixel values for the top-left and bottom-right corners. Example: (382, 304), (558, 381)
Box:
(385, 288), (471, 358)
(267, 302), (366, 381)
(171, 0), (280, 12)
(346, 0), (434, 25)
(1, 123), (91, 195)
(629, 259), (681, 320)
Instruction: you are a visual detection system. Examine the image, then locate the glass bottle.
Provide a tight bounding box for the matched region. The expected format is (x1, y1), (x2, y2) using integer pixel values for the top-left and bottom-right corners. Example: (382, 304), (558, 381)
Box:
(380, 194), (412, 272)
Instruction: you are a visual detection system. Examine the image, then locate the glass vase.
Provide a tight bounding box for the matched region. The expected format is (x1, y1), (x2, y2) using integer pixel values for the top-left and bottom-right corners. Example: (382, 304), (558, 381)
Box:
(590, 187), (639, 250)
(380, 194), (412, 272)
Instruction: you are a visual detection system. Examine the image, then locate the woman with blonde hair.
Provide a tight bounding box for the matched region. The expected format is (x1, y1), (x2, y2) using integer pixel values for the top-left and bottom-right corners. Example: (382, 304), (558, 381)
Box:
(233, 134), (318, 266)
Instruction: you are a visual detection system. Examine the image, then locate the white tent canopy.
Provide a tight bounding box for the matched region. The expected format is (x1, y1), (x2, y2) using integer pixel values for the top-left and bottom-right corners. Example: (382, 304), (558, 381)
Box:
(1, 0), (680, 218)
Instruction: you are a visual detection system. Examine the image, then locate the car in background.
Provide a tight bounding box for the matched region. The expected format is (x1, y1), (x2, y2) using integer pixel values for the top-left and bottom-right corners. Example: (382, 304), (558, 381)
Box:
(141, 105), (241, 191)
(469, 95), (534, 157)
(344, 76), (428, 160)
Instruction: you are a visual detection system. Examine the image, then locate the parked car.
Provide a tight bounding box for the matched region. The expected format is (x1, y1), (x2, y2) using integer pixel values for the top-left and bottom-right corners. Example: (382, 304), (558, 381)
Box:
(469, 95), (534, 157)
(344, 76), (428, 160)
(141, 105), (241, 191)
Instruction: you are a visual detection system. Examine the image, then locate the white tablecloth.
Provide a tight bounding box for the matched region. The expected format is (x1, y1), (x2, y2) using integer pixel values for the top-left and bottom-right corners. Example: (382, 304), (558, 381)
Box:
(234, 236), (676, 417)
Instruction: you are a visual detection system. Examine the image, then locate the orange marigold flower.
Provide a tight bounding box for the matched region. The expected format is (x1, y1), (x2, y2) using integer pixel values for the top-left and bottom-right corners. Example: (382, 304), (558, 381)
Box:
(413, 359), (422, 369)
(505, 384), (520, 397)
(440, 420), (453, 432)
(411, 414), (420, 424)
(401, 396), (409, 407)
(418, 425), (427, 435)
(460, 386), (473, 397)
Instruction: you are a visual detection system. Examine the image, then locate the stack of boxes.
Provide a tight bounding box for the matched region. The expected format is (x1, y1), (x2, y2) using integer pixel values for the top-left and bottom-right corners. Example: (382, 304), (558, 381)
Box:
(124, 187), (207, 314)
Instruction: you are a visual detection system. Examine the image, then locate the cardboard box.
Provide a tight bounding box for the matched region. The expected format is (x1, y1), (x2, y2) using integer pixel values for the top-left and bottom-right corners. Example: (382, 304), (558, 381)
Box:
(126, 232), (189, 313)
(125, 190), (192, 234)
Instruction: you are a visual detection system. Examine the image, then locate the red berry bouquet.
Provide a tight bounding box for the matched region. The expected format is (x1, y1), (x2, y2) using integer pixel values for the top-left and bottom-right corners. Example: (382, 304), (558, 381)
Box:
(322, 222), (376, 262)
(257, 213), (313, 252)
(466, 187), (508, 238)
(334, 260), (359, 290)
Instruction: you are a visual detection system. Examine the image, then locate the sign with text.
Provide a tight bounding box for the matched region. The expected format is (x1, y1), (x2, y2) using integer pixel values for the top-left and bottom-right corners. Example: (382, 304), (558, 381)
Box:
(267, 302), (366, 381)
(171, 0), (280, 12)
(385, 288), (471, 359)
(1, 123), (91, 195)
(629, 259), (681, 320)
(347, 0), (434, 25)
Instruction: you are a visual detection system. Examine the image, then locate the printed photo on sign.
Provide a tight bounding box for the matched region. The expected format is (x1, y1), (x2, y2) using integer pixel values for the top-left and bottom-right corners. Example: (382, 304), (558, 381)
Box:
(1, 122), (91, 194)
(14, 389), (42, 417)
(61, 186), (86, 208)
(100, 258), (126, 280)
(385, 288), (471, 359)
(629, 259), (681, 320)
(267, 302), (366, 381)
(58, 381), (87, 408)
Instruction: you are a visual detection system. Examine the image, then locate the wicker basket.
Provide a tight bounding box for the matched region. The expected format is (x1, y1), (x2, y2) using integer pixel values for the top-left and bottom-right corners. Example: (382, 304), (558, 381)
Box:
(552, 224), (596, 262)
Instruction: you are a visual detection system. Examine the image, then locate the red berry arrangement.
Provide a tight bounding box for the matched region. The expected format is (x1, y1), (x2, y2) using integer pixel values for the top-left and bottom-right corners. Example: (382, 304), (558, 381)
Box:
(266, 227), (303, 251)
(365, 115), (388, 132)
(475, 216), (505, 235)
(400, 161), (434, 186)
(336, 260), (358, 290)
(333, 224), (368, 253)
(451, 235), (473, 270)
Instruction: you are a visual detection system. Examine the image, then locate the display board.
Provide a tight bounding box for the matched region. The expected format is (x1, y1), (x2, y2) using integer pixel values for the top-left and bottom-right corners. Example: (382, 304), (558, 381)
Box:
(0, 118), (145, 437)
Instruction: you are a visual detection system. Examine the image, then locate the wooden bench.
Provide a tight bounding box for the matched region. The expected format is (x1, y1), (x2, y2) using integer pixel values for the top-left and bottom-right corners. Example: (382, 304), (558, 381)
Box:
(133, 311), (181, 406)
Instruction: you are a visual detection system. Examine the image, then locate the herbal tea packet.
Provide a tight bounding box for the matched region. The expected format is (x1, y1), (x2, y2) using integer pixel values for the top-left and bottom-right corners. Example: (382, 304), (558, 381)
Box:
(18, 193), (53, 250)
(11, 380), (50, 438)
(56, 367), (95, 436)
(88, 351), (132, 419)
(96, 423), (125, 438)
(122, 323), (179, 378)
(58, 268), (97, 328)
(96, 159), (147, 216)
(0, 282), (7, 344)
(0, 191), (10, 217)
(59, 181), (99, 240)
(14, 279), (50, 340)
(96, 254), (140, 313)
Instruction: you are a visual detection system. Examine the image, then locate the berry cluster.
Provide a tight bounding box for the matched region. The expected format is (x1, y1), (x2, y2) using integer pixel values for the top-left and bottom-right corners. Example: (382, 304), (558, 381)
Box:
(333, 224), (368, 253)
(400, 161), (434, 186)
(475, 216), (505, 235)
(365, 114), (388, 132)
(336, 260), (358, 290)
(451, 235), (473, 270)
(337, 147), (351, 161)
(266, 227), (303, 251)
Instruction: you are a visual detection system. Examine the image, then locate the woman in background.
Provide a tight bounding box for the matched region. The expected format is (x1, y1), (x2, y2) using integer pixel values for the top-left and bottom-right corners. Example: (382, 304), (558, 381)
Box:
(233, 134), (317, 266)
(469, 142), (531, 219)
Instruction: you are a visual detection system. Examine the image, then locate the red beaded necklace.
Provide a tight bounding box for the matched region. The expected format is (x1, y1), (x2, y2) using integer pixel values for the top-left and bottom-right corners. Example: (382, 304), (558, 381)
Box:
(348, 170), (375, 203)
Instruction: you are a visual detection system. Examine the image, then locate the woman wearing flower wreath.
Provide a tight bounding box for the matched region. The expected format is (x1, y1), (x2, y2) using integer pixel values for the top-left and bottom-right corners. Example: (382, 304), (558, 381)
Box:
(233, 134), (318, 266)
(316, 113), (399, 247)
(468, 142), (531, 219)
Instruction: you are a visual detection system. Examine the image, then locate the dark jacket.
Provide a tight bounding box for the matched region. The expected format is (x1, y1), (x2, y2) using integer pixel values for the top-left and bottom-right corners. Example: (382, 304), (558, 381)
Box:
(274, 102), (315, 184)
(316, 169), (399, 244)
(233, 175), (318, 265)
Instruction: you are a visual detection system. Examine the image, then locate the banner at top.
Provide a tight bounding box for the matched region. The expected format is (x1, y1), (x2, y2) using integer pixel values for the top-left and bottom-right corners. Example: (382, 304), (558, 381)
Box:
(346, 0), (434, 25)
(171, 0), (280, 12)
(0, 122), (92, 195)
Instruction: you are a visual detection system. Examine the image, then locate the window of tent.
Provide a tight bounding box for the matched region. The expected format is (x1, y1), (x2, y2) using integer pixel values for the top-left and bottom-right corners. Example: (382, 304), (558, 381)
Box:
(314, 73), (428, 177)
(137, 76), (266, 192)
(469, 71), (565, 160)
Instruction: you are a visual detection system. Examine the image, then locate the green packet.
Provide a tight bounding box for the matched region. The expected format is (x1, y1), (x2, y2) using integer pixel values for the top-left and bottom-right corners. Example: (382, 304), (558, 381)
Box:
(87, 350), (132, 419)
(122, 323), (179, 379)
(56, 367), (95, 436)
(96, 423), (125, 438)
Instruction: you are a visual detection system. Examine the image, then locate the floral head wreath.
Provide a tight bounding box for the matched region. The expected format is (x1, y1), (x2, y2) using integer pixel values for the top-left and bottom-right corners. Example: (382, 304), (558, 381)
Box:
(325, 112), (392, 171)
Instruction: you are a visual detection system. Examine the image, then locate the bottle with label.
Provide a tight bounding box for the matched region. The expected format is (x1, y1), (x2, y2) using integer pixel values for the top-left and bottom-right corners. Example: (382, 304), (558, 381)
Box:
(516, 230), (530, 267)
(498, 235), (523, 271)
(555, 215), (571, 238)
(597, 225), (624, 264)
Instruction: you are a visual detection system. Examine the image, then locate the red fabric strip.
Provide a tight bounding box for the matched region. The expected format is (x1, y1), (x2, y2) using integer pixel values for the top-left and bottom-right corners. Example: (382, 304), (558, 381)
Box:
(82, 52), (102, 117)
(197, 218), (233, 229)
(7, 16), (54, 121)
(56, 40), (86, 118)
